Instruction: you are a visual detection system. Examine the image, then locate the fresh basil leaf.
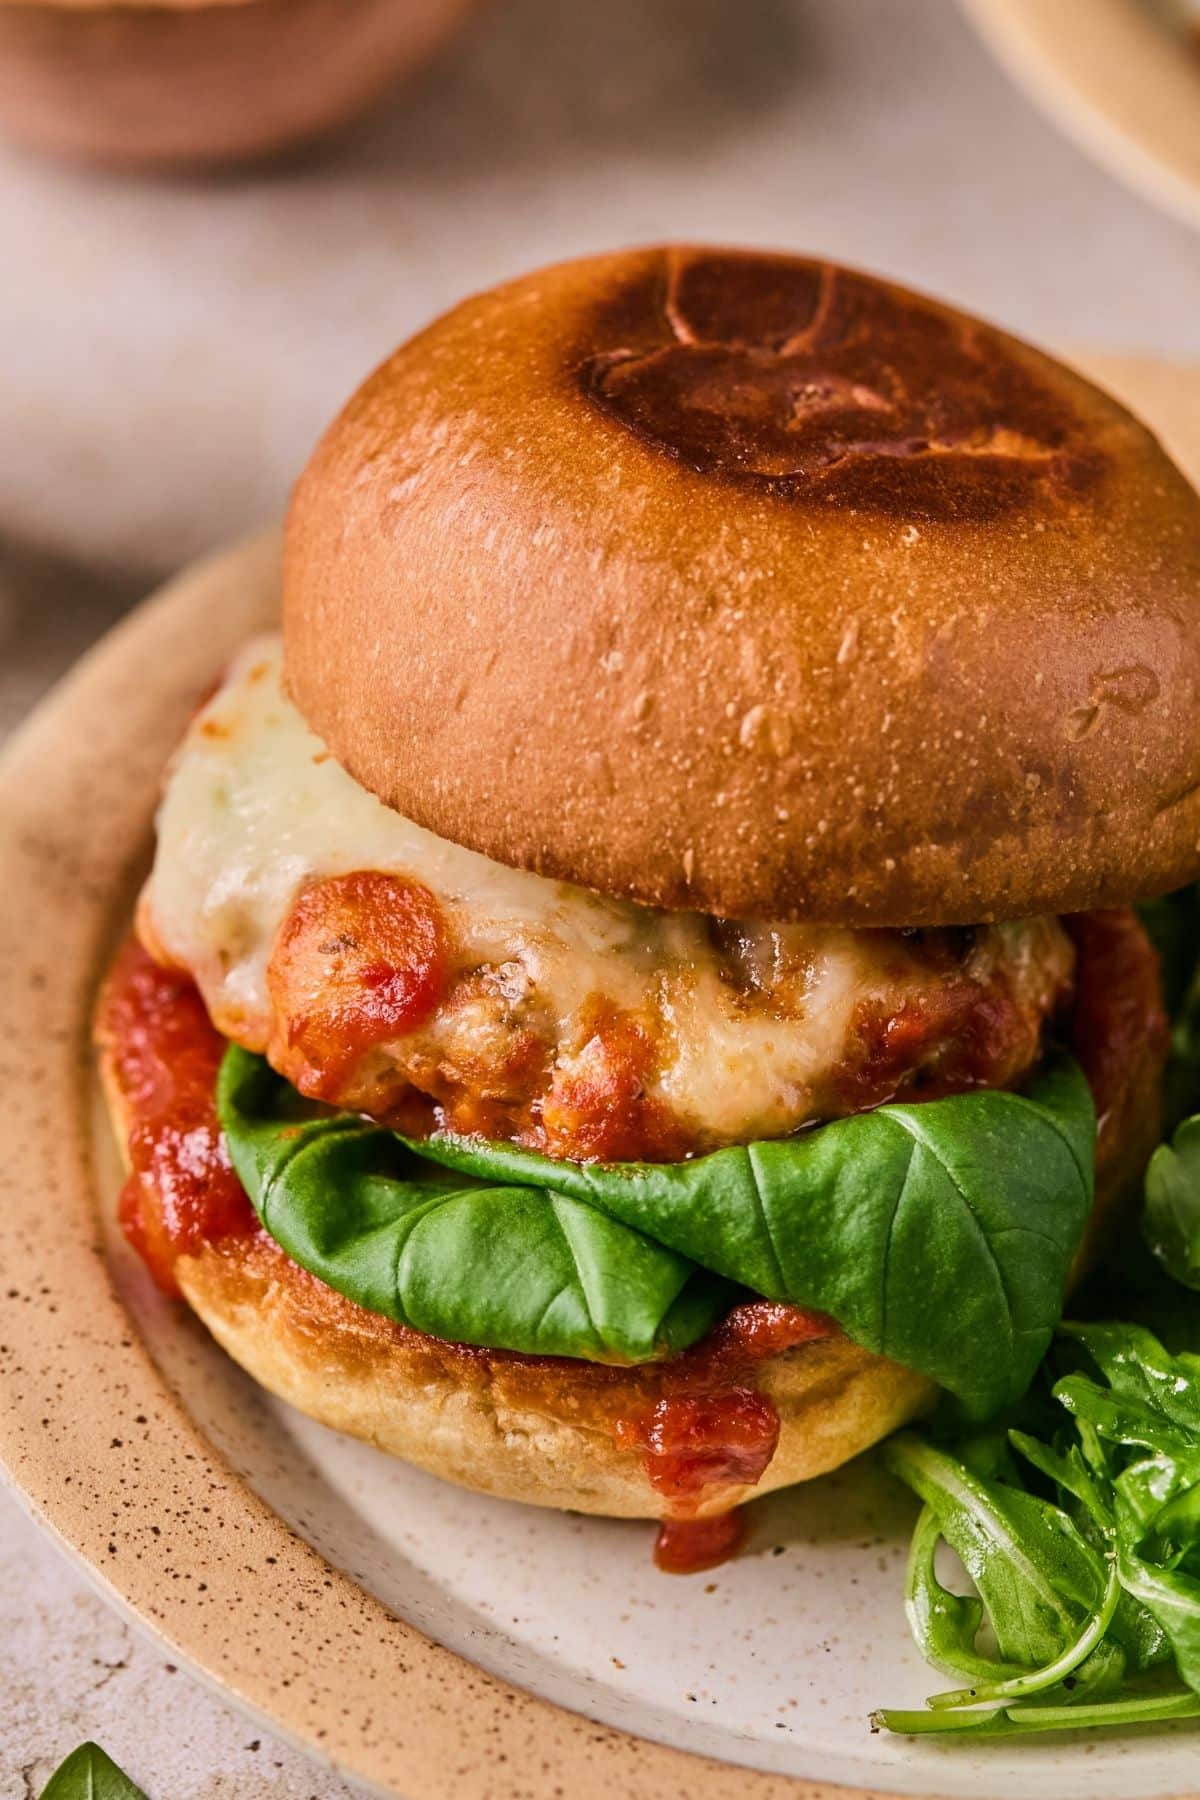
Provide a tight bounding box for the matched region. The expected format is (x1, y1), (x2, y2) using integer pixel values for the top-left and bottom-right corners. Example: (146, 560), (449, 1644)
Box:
(39, 1743), (148, 1800)
(218, 1047), (730, 1364)
(414, 1055), (1095, 1417)
(1145, 1117), (1200, 1291)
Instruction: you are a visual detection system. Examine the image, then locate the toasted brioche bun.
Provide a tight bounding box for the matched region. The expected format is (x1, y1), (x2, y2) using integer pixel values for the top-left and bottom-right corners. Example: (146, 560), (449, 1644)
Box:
(175, 1236), (933, 1518)
(98, 1046), (931, 1517)
(284, 246), (1200, 927)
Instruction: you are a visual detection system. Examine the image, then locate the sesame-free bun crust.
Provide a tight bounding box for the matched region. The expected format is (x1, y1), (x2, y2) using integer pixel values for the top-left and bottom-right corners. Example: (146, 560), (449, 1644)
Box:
(97, 1050), (931, 1518)
(175, 1236), (931, 1518)
(284, 246), (1200, 926)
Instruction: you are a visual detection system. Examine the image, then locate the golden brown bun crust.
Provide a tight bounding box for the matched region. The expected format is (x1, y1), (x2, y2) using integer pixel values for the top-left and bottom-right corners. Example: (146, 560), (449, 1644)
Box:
(177, 1234), (932, 1518)
(284, 246), (1200, 926)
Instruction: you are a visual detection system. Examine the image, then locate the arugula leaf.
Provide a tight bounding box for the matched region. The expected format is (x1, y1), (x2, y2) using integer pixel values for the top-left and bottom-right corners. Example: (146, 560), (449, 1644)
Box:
(875, 1687), (1200, 1737)
(885, 1433), (1113, 1681)
(1055, 1324), (1200, 1689)
(877, 1322), (1200, 1738)
(413, 1055), (1095, 1417)
(39, 1743), (148, 1800)
(1145, 1117), (1200, 1291)
(218, 1047), (730, 1364)
(901, 1500), (1024, 1684)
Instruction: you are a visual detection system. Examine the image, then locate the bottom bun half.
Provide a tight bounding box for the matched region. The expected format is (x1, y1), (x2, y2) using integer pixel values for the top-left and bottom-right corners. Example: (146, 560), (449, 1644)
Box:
(176, 1230), (934, 1518)
(99, 987), (1161, 1521)
(99, 1055), (932, 1518)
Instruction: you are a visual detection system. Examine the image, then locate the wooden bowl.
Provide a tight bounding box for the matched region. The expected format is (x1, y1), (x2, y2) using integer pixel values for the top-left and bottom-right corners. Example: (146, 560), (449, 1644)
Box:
(0, 0), (478, 168)
(963, 0), (1200, 232)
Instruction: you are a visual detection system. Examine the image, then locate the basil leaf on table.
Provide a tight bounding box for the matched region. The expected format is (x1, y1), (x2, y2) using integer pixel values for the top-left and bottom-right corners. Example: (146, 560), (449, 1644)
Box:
(414, 1054), (1096, 1418)
(218, 1047), (730, 1364)
(40, 1743), (148, 1800)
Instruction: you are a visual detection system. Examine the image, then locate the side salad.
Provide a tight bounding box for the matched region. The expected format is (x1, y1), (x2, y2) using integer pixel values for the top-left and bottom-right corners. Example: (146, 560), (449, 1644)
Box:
(876, 884), (1200, 1737)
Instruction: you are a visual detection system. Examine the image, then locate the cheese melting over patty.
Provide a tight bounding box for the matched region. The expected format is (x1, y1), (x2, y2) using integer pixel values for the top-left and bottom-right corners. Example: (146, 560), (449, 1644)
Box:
(141, 638), (1074, 1157)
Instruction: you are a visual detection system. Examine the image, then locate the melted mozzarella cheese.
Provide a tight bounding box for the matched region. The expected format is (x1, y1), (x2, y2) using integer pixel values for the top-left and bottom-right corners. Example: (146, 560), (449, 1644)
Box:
(143, 638), (1070, 1147)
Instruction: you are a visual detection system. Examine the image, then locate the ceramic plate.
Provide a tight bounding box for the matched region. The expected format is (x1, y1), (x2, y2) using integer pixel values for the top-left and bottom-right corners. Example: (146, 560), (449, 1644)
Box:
(1, 354), (1198, 1800)
(963, 0), (1200, 230)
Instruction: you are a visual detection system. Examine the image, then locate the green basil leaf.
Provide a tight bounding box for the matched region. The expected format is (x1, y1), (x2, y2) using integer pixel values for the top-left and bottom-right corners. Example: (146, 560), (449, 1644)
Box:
(39, 1744), (148, 1800)
(218, 1047), (730, 1364)
(413, 1055), (1095, 1417)
(1145, 1117), (1200, 1291)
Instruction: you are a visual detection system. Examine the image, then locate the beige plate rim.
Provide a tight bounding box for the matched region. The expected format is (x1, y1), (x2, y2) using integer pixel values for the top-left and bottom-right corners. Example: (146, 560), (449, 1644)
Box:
(0, 353), (1197, 1800)
(962, 0), (1200, 231)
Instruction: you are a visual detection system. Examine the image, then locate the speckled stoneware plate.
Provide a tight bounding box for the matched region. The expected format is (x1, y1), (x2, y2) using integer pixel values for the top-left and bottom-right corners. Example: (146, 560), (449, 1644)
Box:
(1, 354), (1199, 1800)
(963, 0), (1200, 231)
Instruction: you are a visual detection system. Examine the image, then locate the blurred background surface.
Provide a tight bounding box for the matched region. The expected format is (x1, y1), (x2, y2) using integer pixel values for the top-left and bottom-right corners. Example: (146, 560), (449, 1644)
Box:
(3, 0), (1200, 588)
(1, 0), (1199, 1791)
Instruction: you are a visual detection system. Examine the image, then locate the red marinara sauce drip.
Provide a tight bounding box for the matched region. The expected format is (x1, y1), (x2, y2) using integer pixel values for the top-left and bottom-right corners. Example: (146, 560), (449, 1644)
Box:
(1066, 908), (1169, 1138)
(96, 938), (256, 1295)
(612, 1303), (836, 1573)
(616, 1390), (781, 1500)
(266, 870), (448, 1103)
(655, 1512), (747, 1575)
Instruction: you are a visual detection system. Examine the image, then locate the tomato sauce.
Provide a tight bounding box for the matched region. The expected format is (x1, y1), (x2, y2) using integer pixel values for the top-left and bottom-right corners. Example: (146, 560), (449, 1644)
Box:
(1066, 908), (1168, 1141)
(654, 1511), (747, 1574)
(840, 964), (1050, 1113)
(266, 871), (447, 1103)
(615, 1388), (780, 1572)
(95, 938), (257, 1295)
(536, 998), (691, 1163)
(609, 1304), (834, 1572)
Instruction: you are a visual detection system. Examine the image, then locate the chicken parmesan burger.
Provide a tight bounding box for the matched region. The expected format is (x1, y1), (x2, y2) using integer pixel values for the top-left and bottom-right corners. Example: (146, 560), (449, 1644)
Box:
(96, 247), (1200, 1571)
